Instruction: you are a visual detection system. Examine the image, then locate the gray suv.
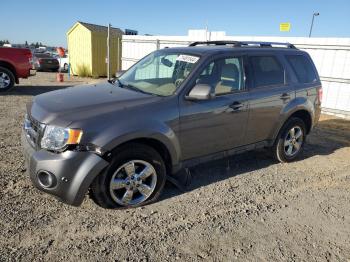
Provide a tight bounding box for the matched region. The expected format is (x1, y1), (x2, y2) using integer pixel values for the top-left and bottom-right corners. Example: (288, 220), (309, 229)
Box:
(22, 41), (322, 208)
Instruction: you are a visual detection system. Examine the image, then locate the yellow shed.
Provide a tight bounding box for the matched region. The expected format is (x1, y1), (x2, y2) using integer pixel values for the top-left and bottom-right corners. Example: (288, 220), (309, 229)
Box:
(67, 21), (123, 77)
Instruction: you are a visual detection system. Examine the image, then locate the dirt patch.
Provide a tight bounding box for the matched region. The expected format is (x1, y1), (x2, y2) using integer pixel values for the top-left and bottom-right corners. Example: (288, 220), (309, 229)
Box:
(0, 76), (349, 261)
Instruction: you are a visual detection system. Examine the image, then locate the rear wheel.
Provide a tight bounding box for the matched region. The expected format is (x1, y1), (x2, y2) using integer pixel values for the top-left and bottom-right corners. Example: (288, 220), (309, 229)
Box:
(0, 66), (15, 92)
(90, 143), (166, 209)
(63, 63), (68, 71)
(272, 117), (306, 163)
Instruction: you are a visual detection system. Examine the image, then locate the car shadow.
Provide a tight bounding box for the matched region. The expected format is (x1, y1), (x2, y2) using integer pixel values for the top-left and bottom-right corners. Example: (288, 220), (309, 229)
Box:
(1, 85), (72, 96)
(160, 118), (350, 201)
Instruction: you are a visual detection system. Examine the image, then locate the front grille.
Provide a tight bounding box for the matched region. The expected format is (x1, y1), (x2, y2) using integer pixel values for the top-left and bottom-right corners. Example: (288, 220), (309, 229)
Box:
(24, 114), (45, 149)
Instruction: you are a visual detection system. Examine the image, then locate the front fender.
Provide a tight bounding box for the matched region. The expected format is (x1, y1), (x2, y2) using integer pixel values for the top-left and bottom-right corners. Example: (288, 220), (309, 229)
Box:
(94, 120), (181, 168)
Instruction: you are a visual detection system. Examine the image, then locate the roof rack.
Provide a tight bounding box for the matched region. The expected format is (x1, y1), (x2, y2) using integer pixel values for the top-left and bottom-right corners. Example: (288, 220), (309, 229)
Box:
(189, 41), (241, 47)
(189, 41), (296, 49)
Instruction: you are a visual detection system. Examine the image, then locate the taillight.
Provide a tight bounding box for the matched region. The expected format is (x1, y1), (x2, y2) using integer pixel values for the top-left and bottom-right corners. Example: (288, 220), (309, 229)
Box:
(317, 87), (323, 104)
(24, 50), (32, 63)
(38, 58), (44, 63)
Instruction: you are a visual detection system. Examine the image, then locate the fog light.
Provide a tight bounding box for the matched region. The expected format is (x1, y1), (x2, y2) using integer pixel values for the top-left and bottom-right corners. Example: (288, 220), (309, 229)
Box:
(37, 171), (57, 188)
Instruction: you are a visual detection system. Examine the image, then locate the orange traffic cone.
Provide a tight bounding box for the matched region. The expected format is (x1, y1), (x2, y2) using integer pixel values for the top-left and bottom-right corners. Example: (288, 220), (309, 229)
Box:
(56, 73), (64, 82)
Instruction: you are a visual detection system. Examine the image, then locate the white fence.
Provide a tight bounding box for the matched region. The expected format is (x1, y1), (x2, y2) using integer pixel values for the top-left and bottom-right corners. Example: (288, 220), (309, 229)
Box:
(122, 35), (350, 118)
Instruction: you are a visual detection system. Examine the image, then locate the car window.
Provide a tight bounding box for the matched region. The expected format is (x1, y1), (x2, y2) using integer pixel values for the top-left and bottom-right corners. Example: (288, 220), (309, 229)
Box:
(200, 62), (214, 76)
(195, 57), (244, 95)
(119, 51), (200, 96)
(34, 53), (51, 58)
(250, 56), (284, 88)
(286, 55), (317, 84)
(135, 54), (178, 80)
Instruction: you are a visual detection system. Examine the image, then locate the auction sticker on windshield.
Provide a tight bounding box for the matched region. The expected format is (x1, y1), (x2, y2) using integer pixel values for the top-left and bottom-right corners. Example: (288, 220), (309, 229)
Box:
(176, 54), (199, 63)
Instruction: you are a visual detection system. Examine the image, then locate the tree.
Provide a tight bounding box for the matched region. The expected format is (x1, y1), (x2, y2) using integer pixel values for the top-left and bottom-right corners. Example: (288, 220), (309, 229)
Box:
(0, 40), (10, 46)
(35, 42), (39, 48)
(25, 40), (28, 47)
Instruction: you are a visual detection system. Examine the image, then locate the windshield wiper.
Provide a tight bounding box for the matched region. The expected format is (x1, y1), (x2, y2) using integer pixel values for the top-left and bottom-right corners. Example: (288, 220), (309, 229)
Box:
(122, 84), (156, 96)
(109, 78), (161, 96)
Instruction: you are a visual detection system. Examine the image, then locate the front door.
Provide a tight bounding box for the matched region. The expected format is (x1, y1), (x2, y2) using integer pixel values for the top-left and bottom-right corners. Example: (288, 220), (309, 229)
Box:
(179, 55), (250, 160)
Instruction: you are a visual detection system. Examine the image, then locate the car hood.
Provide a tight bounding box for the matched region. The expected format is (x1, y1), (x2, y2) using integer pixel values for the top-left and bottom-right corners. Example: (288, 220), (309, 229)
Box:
(30, 82), (162, 126)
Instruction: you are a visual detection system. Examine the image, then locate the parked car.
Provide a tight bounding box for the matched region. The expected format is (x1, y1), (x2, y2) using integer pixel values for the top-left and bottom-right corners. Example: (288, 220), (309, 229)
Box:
(33, 53), (59, 72)
(54, 54), (69, 72)
(0, 47), (35, 91)
(22, 41), (322, 209)
(46, 51), (58, 57)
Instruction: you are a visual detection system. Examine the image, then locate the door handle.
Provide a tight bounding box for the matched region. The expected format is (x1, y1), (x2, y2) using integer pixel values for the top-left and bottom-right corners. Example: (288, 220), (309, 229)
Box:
(229, 101), (244, 111)
(280, 93), (291, 100)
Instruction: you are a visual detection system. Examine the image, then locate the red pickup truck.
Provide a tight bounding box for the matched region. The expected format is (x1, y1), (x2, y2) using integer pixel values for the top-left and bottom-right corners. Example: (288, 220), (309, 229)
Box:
(0, 47), (36, 92)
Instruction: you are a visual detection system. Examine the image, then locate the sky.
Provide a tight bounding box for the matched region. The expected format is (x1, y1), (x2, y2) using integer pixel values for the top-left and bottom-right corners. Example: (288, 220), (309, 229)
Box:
(0, 0), (349, 47)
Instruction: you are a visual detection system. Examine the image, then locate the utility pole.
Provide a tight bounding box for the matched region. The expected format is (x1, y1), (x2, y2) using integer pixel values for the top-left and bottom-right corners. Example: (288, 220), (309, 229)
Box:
(107, 23), (111, 80)
(309, 12), (320, 38)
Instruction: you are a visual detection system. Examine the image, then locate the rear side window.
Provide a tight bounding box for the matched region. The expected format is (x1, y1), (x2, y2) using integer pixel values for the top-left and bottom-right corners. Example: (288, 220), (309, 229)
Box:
(286, 55), (317, 84)
(250, 56), (284, 88)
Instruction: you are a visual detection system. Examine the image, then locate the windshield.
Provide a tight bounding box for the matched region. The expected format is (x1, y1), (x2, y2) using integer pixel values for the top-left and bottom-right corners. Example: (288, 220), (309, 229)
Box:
(117, 50), (200, 96)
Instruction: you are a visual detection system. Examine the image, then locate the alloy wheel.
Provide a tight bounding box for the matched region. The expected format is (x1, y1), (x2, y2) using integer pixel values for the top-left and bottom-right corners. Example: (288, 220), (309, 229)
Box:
(109, 160), (157, 206)
(0, 72), (11, 89)
(284, 126), (303, 157)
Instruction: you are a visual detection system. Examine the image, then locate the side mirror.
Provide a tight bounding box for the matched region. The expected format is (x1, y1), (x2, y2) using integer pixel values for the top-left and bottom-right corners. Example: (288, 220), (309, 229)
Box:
(186, 84), (214, 101)
(115, 70), (126, 78)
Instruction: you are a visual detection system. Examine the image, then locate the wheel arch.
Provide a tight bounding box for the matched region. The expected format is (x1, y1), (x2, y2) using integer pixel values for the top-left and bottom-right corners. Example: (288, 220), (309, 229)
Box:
(271, 108), (313, 145)
(109, 137), (174, 176)
(288, 110), (312, 134)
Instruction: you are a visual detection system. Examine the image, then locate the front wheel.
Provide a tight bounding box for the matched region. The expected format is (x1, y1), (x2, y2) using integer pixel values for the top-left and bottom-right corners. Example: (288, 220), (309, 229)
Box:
(90, 143), (166, 209)
(272, 117), (306, 163)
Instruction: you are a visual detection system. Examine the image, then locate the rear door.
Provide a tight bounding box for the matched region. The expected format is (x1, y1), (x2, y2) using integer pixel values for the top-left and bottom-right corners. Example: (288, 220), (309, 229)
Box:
(179, 54), (250, 160)
(245, 52), (295, 144)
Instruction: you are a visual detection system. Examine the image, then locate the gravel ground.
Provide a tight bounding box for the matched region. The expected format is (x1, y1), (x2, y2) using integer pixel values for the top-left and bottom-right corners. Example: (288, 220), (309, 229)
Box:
(0, 73), (350, 261)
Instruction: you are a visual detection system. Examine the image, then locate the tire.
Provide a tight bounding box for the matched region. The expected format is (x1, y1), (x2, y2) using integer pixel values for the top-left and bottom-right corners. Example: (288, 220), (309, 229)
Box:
(0, 66), (15, 92)
(272, 117), (306, 163)
(63, 63), (68, 71)
(90, 143), (167, 209)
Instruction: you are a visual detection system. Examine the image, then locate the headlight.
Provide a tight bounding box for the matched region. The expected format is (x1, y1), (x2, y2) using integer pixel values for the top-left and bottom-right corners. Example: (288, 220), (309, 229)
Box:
(41, 125), (83, 151)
